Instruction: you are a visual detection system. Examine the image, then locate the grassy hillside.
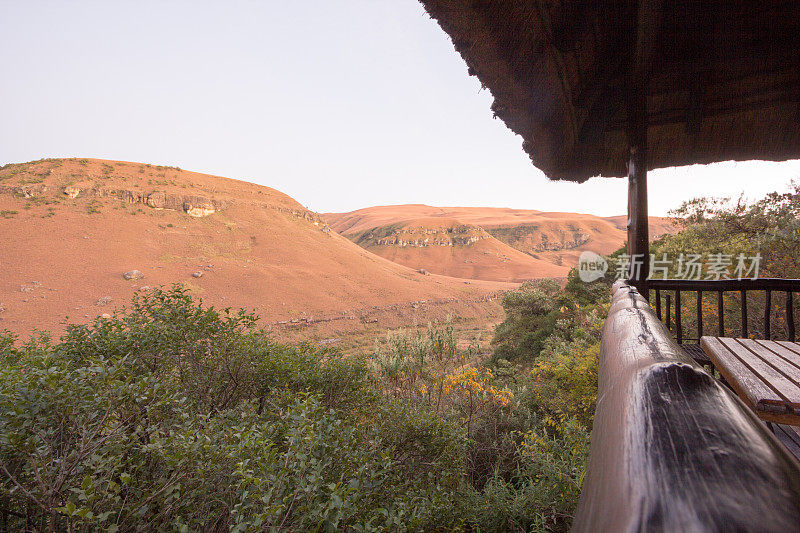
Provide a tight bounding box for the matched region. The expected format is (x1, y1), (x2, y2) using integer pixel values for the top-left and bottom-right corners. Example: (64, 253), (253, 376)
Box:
(345, 217), (567, 282)
(0, 159), (511, 340)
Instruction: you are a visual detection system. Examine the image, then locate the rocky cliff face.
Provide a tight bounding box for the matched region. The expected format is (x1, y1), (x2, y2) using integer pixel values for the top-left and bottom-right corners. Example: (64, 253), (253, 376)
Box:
(0, 183), (227, 218)
(66, 186), (228, 217)
(355, 223), (490, 248)
(0, 182), (327, 227)
(487, 225), (592, 253)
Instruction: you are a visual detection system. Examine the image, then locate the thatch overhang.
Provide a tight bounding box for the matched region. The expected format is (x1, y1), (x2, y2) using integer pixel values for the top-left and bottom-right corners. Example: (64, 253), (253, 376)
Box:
(419, 0), (800, 182)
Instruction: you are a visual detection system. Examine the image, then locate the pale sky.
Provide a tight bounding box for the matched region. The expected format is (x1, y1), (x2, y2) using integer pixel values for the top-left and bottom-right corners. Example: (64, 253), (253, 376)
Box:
(2, 0), (798, 216)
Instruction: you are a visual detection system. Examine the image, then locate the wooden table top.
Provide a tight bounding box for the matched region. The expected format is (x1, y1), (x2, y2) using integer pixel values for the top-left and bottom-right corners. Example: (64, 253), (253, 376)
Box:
(701, 336), (800, 425)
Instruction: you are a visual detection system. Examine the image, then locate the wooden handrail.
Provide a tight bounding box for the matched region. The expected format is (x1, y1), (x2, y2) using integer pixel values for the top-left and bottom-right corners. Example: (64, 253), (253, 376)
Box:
(649, 278), (800, 342)
(649, 278), (800, 291)
(572, 282), (800, 532)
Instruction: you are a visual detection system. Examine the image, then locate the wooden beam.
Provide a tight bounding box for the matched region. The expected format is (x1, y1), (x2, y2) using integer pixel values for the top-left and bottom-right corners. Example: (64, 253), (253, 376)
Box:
(573, 282), (800, 532)
(604, 87), (800, 131)
(626, 125), (649, 299)
(626, 74), (649, 299)
(625, 0), (662, 300)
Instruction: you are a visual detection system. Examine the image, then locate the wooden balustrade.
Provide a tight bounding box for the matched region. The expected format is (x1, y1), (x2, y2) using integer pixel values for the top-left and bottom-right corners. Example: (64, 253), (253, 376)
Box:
(573, 282), (800, 531)
(650, 278), (800, 343)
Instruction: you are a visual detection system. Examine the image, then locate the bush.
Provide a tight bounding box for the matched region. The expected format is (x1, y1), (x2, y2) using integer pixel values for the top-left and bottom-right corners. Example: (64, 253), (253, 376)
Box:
(491, 270), (608, 366)
(1, 286), (593, 531)
(0, 288), (444, 530)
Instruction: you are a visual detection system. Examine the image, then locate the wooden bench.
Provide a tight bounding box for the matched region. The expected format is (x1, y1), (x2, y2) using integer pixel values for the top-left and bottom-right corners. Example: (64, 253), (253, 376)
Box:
(700, 336), (800, 426)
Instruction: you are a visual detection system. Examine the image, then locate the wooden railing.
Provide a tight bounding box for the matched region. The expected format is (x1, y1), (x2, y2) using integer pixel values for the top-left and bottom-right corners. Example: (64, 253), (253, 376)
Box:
(649, 278), (800, 343)
(572, 282), (800, 532)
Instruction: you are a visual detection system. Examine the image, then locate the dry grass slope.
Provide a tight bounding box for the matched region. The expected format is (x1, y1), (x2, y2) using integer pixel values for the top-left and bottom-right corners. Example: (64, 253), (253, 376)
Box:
(0, 159), (512, 340)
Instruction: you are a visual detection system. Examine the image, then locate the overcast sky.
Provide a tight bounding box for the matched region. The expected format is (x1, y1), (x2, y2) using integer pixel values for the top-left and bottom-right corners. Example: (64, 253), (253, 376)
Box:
(2, 0), (798, 216)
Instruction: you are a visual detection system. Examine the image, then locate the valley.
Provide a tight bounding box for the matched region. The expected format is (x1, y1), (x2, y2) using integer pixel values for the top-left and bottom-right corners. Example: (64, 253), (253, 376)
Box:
(326, 204), (676, 282)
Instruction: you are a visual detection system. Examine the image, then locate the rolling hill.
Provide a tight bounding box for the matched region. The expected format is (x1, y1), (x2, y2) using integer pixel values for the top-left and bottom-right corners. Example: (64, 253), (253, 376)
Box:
(0, 159), (511, 339)
(325, 205), (677, 281)
(345, 217), (567, 282)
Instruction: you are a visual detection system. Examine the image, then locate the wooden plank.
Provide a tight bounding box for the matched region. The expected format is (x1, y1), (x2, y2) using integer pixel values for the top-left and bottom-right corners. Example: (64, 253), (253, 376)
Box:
(681, 343), (710, 365)
(754, 410), (800, 426)
(736, 339), (800, 408)
(700, 337), (785, 411)
(774, 424), (800, 460)
(778, 423), (800, 448)
(758, 340), (800, 371)
(777, 341), (800, 354)
(787, 424), (800, 443)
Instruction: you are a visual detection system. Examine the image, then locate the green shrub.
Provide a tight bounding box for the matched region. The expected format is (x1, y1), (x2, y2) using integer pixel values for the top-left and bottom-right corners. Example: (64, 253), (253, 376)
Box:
(1, 286), (591, 532)
(492, 270), (608, 365)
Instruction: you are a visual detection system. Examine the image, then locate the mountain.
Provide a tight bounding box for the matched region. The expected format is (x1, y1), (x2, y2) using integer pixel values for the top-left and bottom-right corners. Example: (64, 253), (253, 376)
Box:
(0, 159), (511, 339)
(325, 205), (677, 281)
(344, 217), (566, 282)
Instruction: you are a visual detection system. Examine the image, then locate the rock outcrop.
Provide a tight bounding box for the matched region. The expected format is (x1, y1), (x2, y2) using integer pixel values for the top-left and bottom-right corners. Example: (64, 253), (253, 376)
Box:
(486, 225), (592, 253)
(358, 223), (490, 248)
(57, 187), (229, 218)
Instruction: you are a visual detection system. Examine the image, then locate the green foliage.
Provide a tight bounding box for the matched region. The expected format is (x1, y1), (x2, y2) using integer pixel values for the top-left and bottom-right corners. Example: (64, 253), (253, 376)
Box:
(492, 270), (608, 366)
(1, 287), (589, 532)
(644, 183), (800, 339)
(458, 417), (588, 532)
(371, 320), (592, 531)
(0, 288), (417, 530)
(373, 322), (459, 386)
(653, 182), (800, 278)
(526, 343), (599, 426)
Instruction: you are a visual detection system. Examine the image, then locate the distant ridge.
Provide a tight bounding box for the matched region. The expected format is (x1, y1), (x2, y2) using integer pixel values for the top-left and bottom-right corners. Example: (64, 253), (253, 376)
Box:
(325, 205), (677, 281)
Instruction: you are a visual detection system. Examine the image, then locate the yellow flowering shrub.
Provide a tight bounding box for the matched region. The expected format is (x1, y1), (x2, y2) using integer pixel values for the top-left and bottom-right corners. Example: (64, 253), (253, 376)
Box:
(528, 342), (599, 425)
(442, 366), (514, 407)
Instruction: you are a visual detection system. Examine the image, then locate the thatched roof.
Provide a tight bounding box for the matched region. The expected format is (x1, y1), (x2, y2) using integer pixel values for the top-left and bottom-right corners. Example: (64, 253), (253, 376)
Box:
(419, 1), (800, 182)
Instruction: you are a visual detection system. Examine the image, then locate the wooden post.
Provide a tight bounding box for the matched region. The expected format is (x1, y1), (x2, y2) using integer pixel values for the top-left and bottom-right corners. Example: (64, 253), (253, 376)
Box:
(676, 290), (683, 343)
(696, 290), (703, 340)
(741, 290), (748, 338)
(626, 83), (649, 300)
(666, 294), (672, 330)
(765, 289), (772, 340)
(655, 289), (661, 319)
